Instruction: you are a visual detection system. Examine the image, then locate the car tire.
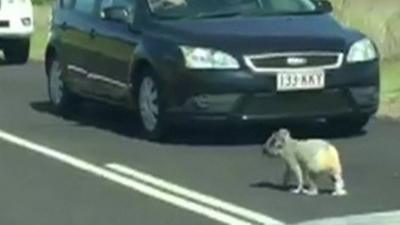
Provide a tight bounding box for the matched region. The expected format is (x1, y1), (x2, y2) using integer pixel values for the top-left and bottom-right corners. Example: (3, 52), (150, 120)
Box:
(137, 68), (167, 141)
(47, 56), (81, 114)
(327, 115), (371, 133)
(4, 39), (30, 64)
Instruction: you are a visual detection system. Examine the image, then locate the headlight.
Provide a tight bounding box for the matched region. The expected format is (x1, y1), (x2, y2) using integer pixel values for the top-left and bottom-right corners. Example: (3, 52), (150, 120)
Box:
(8, 0), (26, 3)
(180, 46), (240, 69)
(347, 38), (377, 63)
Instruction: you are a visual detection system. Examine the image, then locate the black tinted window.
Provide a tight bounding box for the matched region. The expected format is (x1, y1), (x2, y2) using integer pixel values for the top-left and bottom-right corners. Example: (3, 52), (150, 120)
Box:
(100, 0), (136, 22)
(148, 0), (317, 18)
(75, 0), (96, 14)
(101, 0), (135, 8)
(61, 0), (74, 9)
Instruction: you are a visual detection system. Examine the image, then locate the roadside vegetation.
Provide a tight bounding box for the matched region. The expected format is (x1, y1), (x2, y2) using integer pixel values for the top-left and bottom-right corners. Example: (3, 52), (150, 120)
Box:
(31, 2), (400, 119)
(379, 58), (400, 120)
(31, 5), (50, 62)
(331, 0), (400, 119)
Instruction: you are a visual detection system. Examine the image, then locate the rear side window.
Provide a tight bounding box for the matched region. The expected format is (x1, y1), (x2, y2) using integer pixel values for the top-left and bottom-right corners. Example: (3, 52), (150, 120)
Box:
(100, 0), (136, 23)
(269, 0), (313, 12)
(101, 0), (134, 8)
(60, 0), (75, 9)
(75, 0), (97, 14)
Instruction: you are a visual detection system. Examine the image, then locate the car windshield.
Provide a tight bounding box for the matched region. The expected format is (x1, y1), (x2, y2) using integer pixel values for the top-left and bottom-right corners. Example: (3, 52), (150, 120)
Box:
(147, 0), (318, 19)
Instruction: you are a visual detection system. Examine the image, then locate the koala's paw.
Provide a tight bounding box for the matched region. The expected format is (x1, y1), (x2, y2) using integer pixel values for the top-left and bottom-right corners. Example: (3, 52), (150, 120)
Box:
(332, 189), (348, 196)
(290, 188), (303, 194)
(303, 189), (319, 196)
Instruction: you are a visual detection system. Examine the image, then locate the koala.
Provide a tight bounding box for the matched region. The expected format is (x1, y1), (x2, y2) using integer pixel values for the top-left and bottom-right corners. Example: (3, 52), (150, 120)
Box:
(262, 129), (347, 196)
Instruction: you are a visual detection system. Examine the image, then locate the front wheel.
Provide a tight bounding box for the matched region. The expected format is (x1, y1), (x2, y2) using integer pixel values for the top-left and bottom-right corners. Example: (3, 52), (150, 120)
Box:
(137, 69), (167, 141)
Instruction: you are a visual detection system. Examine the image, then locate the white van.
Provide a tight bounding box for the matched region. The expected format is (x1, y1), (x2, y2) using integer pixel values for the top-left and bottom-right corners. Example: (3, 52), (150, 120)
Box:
(0, 0), (34, 64)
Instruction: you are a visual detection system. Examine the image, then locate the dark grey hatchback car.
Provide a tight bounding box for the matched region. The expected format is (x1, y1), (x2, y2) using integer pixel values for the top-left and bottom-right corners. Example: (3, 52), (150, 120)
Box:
(45, 0), (380, 140)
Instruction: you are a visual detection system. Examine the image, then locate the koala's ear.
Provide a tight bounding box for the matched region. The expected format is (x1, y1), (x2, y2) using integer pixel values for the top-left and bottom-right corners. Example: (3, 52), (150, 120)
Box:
(265, 132), (276, 146)
(278, 128), (291, 140)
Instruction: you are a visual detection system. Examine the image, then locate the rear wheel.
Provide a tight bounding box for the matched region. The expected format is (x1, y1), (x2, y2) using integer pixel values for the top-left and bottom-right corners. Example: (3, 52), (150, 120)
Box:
(137, 69), (167, 141)
(47, 56), (81, 114)
(4, 39), (30, 64)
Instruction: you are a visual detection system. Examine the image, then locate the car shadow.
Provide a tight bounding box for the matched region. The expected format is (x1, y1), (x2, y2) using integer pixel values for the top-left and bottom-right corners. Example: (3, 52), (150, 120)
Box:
(30, 100), (366, 146)
(30, 100), (144, 138)
(0, 56), (30, 66)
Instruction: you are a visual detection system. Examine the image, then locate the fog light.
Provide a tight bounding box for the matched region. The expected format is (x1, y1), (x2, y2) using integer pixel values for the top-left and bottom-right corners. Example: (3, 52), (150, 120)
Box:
(21, 18), (31, 26)
(350, 86), (379, 106)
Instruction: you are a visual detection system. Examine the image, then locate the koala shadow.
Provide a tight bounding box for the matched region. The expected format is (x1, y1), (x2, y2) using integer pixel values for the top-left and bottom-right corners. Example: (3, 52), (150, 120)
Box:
(250, 181), (333, 195)
(250, 181), (292, 192)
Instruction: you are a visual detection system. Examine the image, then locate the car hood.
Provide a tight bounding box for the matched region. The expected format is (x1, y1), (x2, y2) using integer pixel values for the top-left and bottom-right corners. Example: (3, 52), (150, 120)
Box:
(151, 14), (359, 54)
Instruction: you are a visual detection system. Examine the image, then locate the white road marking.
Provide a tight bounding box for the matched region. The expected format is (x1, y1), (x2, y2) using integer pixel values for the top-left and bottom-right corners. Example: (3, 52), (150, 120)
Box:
(296, 210), (400, 225)
(0, 129), (281, 225)
(107, 163), (283, 225)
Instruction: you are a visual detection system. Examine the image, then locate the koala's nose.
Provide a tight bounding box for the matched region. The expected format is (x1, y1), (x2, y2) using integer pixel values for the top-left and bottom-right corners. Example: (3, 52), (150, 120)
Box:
(261, 146), (267, 155)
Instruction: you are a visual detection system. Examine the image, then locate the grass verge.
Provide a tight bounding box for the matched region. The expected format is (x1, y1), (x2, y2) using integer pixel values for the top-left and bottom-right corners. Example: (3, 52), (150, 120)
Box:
(379, 59), (400, 120)
(31, 5), (50, 61)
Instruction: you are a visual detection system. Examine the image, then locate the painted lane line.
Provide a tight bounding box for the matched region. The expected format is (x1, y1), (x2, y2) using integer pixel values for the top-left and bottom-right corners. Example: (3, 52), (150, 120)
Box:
(0, 129), (254, 225)
(296, 210), (400, 225)
(106, 163), (284, 225)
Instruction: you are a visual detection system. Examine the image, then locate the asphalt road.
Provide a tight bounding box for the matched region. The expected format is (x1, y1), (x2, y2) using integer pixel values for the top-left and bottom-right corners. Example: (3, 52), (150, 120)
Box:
(0, 62), (400, 225)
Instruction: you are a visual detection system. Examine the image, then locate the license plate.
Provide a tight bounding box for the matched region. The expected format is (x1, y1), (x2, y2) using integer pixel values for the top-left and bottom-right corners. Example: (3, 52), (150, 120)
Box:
(277, 70), (325, 91)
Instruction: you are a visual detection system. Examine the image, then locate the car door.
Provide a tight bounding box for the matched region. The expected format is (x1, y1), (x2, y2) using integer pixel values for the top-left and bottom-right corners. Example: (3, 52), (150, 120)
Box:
(58, 0), (100, 95)
(85, 0), (138, 101)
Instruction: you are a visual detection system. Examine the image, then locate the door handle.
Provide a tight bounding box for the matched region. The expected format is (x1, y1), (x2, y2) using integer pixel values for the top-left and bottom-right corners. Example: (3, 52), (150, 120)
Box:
(89, 29), (97, 39)
(60, 22), (67, 30)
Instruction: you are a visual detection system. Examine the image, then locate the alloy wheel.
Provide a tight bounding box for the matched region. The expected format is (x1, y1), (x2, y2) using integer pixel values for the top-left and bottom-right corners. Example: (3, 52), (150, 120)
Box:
(139, 76), (159, 133)
(49, 60), (64, 106)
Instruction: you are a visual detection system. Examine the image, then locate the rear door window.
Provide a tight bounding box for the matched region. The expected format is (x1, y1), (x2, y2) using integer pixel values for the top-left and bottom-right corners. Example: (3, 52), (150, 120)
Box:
(74, 0), (97, 14)
(100, 0), (136, 23)
(60, 0), (75, 9)
(101, 0), (134, 8)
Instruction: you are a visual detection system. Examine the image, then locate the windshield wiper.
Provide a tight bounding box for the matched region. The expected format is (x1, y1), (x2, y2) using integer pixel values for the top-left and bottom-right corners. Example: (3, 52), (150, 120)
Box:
(278, 10), (322, 16)
(153, 11), (242, 20)
(153, 13), (186, 20)
(250, 10), (322, 17)
(191, 11), (242, 19)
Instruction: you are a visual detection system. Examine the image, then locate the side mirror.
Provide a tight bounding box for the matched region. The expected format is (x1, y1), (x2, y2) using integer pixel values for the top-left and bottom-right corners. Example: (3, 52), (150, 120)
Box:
(101, 6), (129, 23)
(314, 0), (333, 13)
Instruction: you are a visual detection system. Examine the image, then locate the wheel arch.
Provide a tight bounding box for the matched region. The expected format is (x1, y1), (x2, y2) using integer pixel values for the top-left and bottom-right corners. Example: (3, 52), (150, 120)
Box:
(128, 43), (161, 97)
(45, 44), (57, 77)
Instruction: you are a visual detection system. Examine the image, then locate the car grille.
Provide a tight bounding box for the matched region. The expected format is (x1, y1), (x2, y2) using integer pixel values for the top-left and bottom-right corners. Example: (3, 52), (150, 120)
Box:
(244, 52), (344, 73)
(240, 90), (351, 116)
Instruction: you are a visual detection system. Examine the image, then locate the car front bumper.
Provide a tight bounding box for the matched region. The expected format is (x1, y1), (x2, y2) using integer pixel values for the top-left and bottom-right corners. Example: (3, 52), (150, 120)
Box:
(0, 5), (34, 39)
(162, 60), (380, 124)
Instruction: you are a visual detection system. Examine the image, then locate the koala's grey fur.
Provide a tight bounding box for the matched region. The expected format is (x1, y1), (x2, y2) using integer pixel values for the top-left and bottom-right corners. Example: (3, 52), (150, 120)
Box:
(262, 129), (347, 196)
